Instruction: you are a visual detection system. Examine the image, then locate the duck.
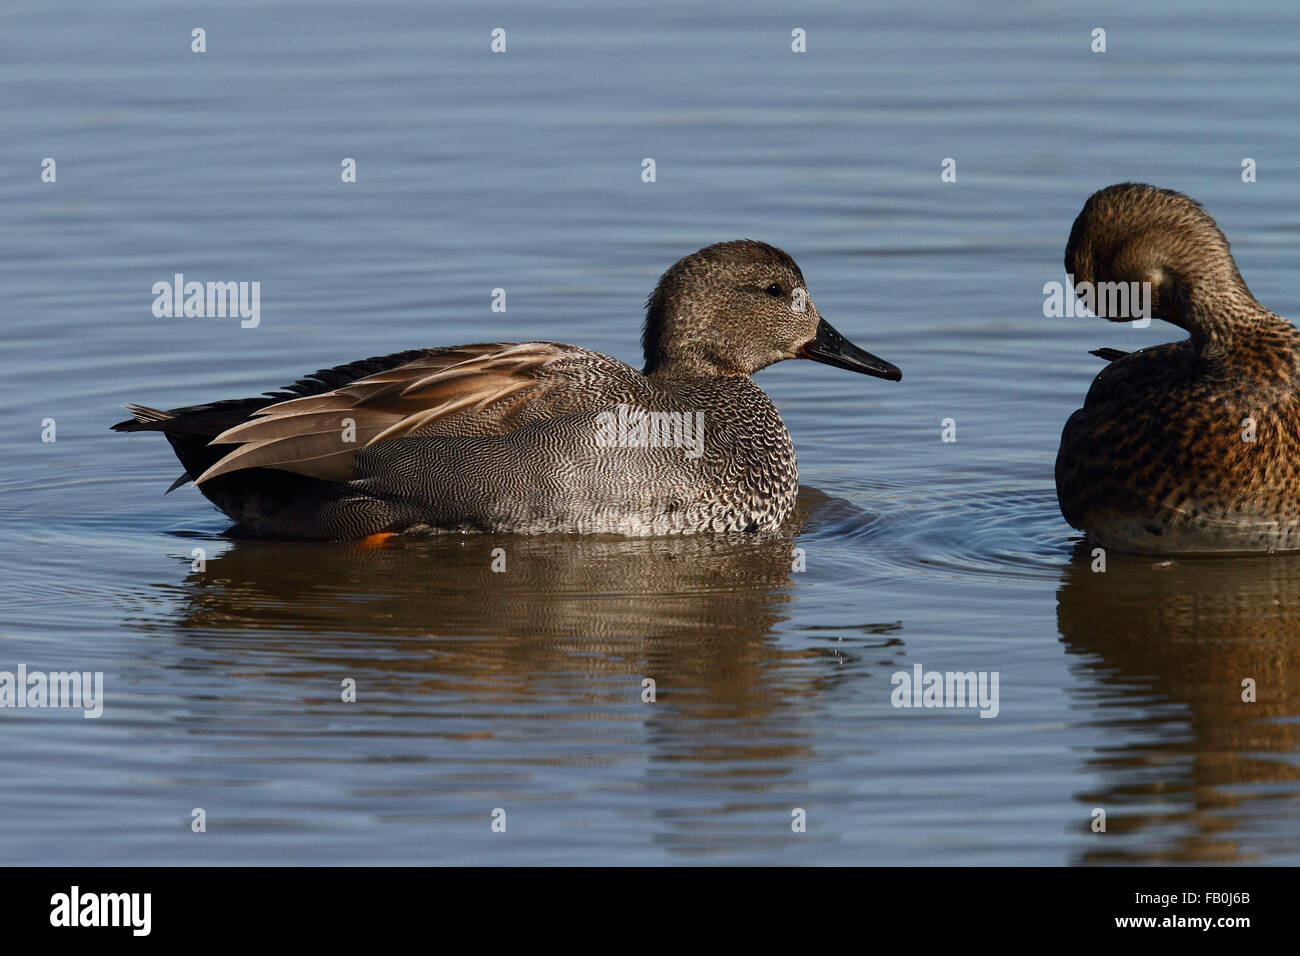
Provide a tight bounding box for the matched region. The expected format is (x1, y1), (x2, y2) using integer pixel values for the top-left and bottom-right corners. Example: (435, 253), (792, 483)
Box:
(114, 240), (901, 539)
(1055, 183), (1300, 554)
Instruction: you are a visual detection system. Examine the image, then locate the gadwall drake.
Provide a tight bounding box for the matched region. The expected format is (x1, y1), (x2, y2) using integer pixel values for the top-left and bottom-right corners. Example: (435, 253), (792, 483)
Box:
(1056, 183), (1300, 553)
(114, 240), (901, 538)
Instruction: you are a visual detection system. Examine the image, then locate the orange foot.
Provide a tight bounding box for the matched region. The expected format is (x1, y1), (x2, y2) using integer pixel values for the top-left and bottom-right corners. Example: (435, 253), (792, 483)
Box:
(359, 531), (397, 550)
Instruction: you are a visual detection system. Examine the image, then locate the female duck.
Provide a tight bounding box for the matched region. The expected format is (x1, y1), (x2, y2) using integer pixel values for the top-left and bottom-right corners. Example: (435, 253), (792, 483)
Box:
(1056, 183), (1300, 553)
(115, 240), (900, 538)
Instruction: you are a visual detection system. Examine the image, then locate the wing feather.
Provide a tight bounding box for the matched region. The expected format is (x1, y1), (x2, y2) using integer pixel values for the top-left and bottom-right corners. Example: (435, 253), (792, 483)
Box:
(194, 342), (633, 485)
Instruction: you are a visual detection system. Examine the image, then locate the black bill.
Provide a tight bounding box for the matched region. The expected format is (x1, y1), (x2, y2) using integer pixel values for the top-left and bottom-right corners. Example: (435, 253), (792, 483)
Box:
(799, 318), (902, 381)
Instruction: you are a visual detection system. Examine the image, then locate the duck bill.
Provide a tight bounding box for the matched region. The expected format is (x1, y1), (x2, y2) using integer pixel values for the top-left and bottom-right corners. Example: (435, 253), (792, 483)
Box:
(799, 319), (901, 381)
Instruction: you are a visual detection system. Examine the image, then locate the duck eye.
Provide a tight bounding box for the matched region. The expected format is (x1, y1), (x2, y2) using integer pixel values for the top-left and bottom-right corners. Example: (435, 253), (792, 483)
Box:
(764, 283), (784, 297)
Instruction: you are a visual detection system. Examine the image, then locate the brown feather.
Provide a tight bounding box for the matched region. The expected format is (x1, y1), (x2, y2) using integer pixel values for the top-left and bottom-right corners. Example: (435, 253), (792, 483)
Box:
(195, 342), (573, 485)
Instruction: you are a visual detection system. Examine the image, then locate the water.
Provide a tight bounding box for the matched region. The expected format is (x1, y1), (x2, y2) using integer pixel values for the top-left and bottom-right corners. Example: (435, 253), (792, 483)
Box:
(2, 0), (1299, 864)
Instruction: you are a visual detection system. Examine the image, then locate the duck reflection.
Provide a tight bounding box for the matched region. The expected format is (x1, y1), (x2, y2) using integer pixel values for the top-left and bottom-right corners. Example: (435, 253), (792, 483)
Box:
(171, 523), (803, 710)
(1057, 543), (1300, 863)
(150, 491), (900, 856)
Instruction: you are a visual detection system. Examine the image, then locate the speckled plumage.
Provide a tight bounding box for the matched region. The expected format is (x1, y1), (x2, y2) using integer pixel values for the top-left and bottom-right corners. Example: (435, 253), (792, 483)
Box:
(114, 240), (900, 538)
(1056, 183), (1300, 553)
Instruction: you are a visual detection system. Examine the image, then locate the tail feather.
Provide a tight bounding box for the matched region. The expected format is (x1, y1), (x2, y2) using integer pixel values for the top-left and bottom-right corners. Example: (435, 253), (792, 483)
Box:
(111, 347), (434, 500)
(111, 404), (174, 432)
(1090, 347), (1129, 363)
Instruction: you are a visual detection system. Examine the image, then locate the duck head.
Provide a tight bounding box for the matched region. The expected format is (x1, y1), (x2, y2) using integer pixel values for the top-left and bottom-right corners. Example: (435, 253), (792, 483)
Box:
(1065, 183), (1256, 332)
(641, 239), (901, 381)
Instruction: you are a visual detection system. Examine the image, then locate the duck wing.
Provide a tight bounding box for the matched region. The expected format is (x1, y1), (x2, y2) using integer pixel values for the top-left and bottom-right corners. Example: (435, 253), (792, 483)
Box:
(194, 342), (647, 484)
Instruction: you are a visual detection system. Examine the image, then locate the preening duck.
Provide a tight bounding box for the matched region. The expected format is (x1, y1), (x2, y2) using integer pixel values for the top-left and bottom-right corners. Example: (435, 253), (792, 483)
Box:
(1056, 183), (1300, 554)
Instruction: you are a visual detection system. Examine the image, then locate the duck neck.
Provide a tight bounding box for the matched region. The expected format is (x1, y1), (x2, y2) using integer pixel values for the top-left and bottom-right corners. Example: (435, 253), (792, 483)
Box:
(643, 353), (749, 379)
(1173, 278), (1285, 353)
